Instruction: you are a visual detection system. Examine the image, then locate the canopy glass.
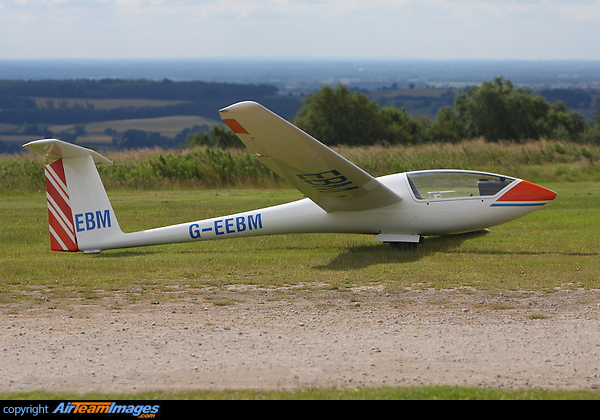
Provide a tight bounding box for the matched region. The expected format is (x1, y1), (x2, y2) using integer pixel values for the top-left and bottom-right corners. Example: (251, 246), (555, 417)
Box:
(407, 170), (516, 200)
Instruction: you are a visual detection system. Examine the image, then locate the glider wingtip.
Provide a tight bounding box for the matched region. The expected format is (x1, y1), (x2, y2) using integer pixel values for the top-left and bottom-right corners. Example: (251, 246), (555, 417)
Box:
(219, 101), (263, 114)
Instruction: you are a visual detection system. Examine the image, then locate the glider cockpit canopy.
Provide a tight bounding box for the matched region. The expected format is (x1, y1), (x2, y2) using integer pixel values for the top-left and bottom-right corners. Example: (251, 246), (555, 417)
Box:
(406, 170), (516, 200)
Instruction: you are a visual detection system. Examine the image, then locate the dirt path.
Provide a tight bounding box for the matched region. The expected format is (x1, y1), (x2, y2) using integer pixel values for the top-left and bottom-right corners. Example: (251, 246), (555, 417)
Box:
(1, 288), (599, 394)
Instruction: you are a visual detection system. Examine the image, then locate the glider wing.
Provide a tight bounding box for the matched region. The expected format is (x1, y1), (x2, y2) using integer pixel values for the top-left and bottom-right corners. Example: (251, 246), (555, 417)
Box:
(220, 101), (401, 212)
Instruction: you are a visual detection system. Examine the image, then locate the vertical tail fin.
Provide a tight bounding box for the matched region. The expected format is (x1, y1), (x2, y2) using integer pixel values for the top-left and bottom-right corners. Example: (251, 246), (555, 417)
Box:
(24, 139), (125, 253)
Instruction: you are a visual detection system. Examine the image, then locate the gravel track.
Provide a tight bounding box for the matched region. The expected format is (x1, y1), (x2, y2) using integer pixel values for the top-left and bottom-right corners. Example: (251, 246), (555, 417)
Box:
(2, 288), (599, 394)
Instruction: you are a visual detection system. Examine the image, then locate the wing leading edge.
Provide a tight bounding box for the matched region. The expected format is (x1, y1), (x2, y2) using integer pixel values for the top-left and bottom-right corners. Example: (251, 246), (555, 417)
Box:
(219, 101), (401, 212)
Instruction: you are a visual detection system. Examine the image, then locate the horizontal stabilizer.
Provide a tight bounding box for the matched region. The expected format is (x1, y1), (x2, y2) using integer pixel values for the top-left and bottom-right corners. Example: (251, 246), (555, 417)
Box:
(24, 139), (113, 166)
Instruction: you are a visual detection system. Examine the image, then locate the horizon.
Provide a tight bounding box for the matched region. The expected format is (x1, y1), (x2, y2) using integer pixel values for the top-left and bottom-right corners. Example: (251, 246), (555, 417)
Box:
(2, 58), (599, 90)
(2, 57), (600, 62)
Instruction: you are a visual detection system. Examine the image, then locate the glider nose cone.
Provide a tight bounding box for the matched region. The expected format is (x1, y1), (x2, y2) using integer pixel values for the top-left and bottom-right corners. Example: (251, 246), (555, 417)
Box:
(498, 180), (557, 203)
(536, 183), (557, 202)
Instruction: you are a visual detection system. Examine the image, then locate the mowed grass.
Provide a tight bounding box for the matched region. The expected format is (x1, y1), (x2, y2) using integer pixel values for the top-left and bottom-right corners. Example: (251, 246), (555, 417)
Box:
(1, 182), (598, 308)
(6, 386), (600, 400)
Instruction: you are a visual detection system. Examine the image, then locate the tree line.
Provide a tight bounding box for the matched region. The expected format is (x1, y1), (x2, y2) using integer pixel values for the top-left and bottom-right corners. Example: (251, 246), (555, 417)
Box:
(0, 78), (277, 101)
(292, 78), (599, 146)
(189, 77), (599, 149)
(0, 78), (299, 126)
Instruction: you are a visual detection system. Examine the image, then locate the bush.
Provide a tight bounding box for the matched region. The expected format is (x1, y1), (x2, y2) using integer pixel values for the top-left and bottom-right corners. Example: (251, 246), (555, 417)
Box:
(0, 156), (45, 192)
(581, 124), (600, 145)
(101, 148), (280, 189)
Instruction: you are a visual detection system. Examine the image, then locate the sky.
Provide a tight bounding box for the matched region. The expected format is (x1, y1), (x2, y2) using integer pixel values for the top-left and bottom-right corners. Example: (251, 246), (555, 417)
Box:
(1, 0), (599, 60)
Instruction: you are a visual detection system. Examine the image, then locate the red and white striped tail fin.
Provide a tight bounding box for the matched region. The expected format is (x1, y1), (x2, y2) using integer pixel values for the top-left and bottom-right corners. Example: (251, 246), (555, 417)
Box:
(45, 159), (78, 252)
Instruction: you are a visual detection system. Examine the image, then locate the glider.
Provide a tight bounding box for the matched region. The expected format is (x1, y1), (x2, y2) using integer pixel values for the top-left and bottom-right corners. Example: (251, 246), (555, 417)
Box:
(24, 101), (556, 254)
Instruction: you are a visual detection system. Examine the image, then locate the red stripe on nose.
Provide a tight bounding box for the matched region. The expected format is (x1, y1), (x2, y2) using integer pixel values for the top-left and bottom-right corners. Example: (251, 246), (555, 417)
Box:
(497, 180), (556, 202)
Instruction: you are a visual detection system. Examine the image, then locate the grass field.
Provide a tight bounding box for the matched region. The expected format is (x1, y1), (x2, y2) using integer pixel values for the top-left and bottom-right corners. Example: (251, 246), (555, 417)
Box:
(2, 181), (598, 306)
(5, 386), (600, 400)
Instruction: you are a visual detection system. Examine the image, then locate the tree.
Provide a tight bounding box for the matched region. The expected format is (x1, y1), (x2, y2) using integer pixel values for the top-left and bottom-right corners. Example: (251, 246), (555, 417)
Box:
(581, 105), (600, 144)
(454, 76), (586, 142)
(456, 77), (536, 141)
(427, 106), (465, 143)
(293, 85), (385, 146)
(378, 106), (427, 144)
(544, 101), (586, 141)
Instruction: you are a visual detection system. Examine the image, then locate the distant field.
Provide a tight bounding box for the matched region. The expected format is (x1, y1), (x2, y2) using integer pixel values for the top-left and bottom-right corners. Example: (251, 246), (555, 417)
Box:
(0, 134), (44, 143)
(31, 97), (191, 110)
(1, 115), (220, 147)
(51, 115), (220, 144)
(366, 87), (460, 117)
(0, 123), (18, 131)
(368, 88), (462, 100)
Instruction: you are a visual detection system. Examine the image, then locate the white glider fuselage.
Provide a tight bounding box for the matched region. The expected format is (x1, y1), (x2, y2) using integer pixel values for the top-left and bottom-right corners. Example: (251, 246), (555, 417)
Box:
(85, 170), (552, 253)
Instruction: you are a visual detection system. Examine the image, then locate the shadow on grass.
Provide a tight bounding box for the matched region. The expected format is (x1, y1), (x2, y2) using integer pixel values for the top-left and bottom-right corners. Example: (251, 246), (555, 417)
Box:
(316, 230), (491, 270)
(318, 229), (600, 270)
(92, 250), (161, 258)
